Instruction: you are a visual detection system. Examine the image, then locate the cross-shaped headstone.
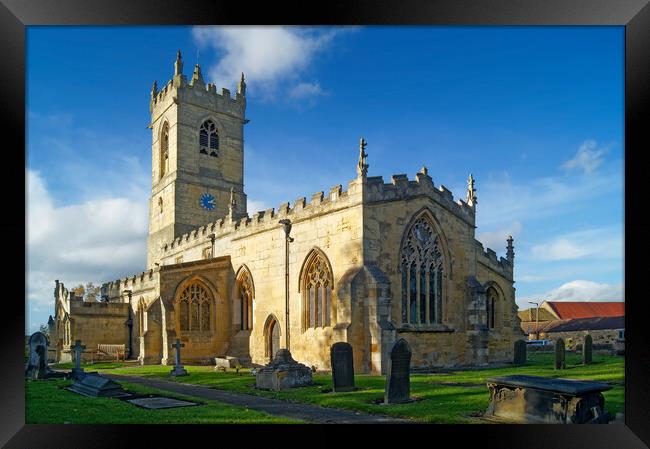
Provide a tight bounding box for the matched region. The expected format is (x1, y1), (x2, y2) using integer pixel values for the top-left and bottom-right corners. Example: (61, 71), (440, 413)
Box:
(72, 340), (86, 371)
(172, 339), (184, 367)
(169, 339), (188, 377)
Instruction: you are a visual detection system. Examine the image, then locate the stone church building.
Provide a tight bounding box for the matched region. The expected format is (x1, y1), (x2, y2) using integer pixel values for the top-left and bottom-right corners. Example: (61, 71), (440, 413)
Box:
(52, 52), (523, 374)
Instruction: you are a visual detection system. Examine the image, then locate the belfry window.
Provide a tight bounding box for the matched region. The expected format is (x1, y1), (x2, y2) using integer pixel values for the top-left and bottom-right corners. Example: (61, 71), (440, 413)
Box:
(177, 282), (213, 332)
(302, 251), (333, 330)
(399, 215), (444, 326)
(160, 123), (169, 178)
(199, 120), (219, 157)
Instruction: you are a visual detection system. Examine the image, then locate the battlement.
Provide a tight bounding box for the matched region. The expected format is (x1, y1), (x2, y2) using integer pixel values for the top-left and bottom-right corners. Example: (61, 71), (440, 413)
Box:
(160, 179), (361, 257)
(365, 170), (476, 226)
(475, 240), (513, 278)
(101, 268), (159, 302)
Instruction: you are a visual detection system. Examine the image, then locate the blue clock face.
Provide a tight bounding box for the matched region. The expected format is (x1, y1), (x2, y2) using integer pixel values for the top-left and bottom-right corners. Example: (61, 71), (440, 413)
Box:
(200, 193), (216, 211)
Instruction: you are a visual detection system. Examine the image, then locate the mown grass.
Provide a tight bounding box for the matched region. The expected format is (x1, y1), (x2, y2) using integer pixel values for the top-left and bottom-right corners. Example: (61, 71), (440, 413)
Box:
(60, 352), (624, 424)
(25, 378), (301, 424)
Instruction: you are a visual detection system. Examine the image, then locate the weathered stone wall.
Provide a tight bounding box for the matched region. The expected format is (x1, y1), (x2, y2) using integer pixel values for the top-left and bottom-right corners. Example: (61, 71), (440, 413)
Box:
(67, 300), (130, 362)
(541, 329), (624, 350)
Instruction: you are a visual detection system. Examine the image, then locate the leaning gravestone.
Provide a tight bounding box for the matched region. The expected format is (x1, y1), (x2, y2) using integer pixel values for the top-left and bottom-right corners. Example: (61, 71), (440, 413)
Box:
(331, 342), (354, 392)
(170, 339), (188, 377)
(555, 338), (566, 370)
(513, 340), (527, 366)
(384, 338), (412, 404)
(583, 335), (593, 365)
(25, 332), (50, 380)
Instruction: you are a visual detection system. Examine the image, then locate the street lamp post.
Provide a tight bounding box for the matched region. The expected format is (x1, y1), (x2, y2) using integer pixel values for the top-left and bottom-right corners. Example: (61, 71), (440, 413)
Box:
(529, 301), (540, 340)
(279, 219), (294, 351)
(124, 290), (133, 359)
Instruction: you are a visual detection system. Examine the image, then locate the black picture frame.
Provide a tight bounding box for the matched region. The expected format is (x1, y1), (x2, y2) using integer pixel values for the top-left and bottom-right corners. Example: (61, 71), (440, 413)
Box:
(4, 0), (648, 447)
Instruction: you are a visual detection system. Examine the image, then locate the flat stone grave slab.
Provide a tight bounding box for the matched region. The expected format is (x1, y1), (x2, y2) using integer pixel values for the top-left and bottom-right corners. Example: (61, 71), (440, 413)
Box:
(485, 374), (612, 424)
(127, 396), (200, 410)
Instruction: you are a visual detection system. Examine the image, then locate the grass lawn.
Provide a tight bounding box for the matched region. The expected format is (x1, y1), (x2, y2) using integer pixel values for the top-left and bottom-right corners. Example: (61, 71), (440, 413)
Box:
(26, 378), (301, 424)
(62, 352), (624, 424)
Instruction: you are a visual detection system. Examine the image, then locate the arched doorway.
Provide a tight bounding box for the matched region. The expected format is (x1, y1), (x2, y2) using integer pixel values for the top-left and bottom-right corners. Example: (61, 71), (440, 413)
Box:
(263, 315), (281, 363)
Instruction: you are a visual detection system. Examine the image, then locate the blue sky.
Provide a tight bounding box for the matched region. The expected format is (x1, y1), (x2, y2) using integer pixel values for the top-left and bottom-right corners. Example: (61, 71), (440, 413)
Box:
(26, 26), (624, 333)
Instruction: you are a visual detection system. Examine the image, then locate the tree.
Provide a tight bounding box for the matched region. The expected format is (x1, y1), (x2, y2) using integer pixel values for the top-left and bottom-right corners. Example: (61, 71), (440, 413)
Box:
(84, 282), (101, 302)
(71, 282), (101, 301)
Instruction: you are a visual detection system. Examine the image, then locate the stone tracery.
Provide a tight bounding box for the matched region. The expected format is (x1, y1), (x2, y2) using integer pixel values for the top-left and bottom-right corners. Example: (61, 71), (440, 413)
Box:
(177, 282), (213, 332)
(400, 215), (444, 325)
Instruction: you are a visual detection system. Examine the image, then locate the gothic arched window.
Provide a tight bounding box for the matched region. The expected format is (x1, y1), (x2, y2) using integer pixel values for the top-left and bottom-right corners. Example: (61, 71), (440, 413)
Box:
(137, 298), (146, 337)
(486, 287), (498, 329)
(160, 123), (169, 178)
(199, 120), (219, 157)
(302, 251), (333, 330)
(237, 269), (254, 331)
(399, 214), (444, 325)
(177, 282), (213, 332)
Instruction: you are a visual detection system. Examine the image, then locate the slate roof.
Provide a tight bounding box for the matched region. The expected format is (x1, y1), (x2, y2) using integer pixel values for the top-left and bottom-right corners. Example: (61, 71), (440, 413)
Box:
(520, 316), (625, 334)
(543, 301), (625, 319)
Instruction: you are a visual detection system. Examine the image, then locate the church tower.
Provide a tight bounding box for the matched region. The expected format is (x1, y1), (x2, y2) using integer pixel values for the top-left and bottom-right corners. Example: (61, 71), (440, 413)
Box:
(147, 51), (248, 268)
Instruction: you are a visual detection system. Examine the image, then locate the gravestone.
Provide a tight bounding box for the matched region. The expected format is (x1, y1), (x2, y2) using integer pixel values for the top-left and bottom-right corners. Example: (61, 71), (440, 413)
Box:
(554, 338), (566, 370)
(170, 339), (188, 377)
(583, 334), (593, 365)
(330, 342), (354, 392)
(25, 332), (50, 380)
(67, 374), (128, 398)
(255, 349), (313, 391)
(384, 338), (412, 404)
(513, 340), (527, 366)
(71, 340), (87, 379)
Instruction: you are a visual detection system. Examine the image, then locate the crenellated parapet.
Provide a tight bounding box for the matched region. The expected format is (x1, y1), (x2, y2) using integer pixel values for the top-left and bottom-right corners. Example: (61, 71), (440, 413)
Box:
(150, 51), (246, 126)
(160, 178), (363, 258)
(475, 240), (514, 280)
(101, 268), (159, 302)
(364, 168), (476, 227)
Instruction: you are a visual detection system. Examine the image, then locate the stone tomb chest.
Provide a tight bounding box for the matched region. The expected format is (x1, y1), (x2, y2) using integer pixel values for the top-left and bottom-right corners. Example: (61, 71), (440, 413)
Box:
(67, 374), (129, 398)
(485, 375), (612, 424)
(255, 349), (313, 391)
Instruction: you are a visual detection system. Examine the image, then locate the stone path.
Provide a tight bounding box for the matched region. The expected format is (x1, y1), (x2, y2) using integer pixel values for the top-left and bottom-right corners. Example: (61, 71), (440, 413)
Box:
(105, 374), (415, 424)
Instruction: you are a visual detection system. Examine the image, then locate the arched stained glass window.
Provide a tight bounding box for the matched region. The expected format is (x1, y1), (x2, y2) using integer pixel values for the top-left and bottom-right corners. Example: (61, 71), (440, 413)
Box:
(177, 282), (213, 332)
(400, 215), (444, 325)
(486, 287), (498, 329)
(199, 120), (219, 157)
(302, 251), (333, 330)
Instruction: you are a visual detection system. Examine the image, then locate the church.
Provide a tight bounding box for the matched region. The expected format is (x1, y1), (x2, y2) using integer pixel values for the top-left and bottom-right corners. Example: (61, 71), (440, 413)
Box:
(52, 51), (523, 374)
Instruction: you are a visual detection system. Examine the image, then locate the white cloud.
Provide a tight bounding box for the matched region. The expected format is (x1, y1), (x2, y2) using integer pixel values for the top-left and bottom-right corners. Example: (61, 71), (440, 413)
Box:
(530, 227), (622, 261)
(560, 139), (608, 174)
(518, 280), (624, 304)
(288, 81), (327, 100)
(26, 169), (148, 332)
(477, 220), (522, 253)
(192, 26), (348, 98)
(247, 199), (269, 214)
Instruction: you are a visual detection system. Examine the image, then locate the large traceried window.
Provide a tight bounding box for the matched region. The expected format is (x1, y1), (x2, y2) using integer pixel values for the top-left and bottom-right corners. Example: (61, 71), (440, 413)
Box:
(237, 269), (254, 331)
(177, 282), (213, 332)
(160, 123), (169, 178)
(400, 214), (444, 326)
(302, 251), (333, 330)
(199, 119), (219, 157)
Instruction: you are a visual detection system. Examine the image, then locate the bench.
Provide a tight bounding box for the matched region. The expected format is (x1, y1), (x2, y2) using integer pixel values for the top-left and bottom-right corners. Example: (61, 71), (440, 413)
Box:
(485, 375), (612, 424)
(93, 344), (126, 362)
